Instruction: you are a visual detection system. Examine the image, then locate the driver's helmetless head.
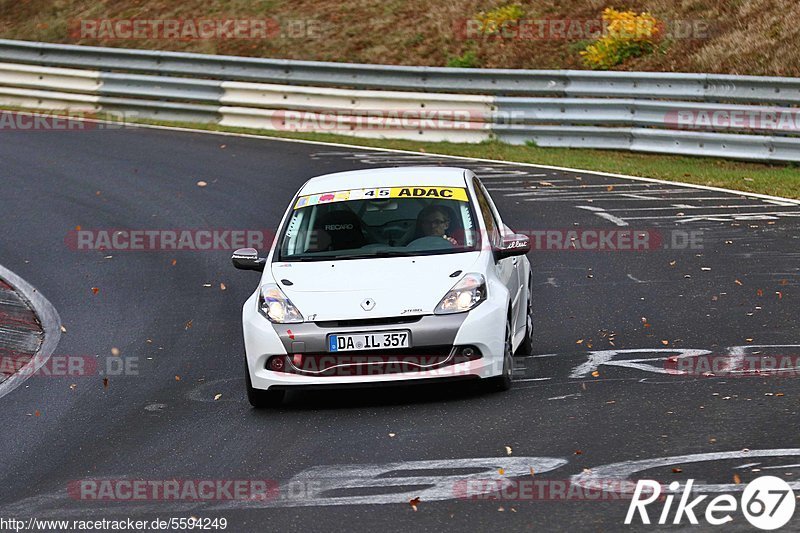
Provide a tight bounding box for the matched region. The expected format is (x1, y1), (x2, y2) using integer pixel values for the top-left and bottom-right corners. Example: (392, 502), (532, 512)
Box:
(419, 206), (451, 236)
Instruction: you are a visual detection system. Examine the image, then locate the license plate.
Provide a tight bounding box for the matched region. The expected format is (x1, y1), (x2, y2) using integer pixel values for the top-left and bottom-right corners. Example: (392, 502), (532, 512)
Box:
(328, 331), (410, 352)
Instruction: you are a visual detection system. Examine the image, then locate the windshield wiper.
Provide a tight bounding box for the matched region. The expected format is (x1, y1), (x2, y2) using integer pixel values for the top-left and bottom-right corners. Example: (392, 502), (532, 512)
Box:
(327, 251), (413, 260)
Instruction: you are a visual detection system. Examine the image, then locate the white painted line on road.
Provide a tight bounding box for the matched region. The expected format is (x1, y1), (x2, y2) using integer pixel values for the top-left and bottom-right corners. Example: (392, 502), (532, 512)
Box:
(503, 188), (694, 198)
(599, 204), (781, 212)
(622, 211), (800, 221)
(576, 206), (629, 226)
(0, 264), (62, 401)
(548, 392), (581, 400)
(572, 449), (800, 494)
(495, 183), (665, 191)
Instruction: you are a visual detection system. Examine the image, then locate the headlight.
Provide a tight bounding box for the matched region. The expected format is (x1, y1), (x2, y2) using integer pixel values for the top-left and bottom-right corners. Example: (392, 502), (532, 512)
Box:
(257, 284), (304, 323)
(434, 273), (486, 314)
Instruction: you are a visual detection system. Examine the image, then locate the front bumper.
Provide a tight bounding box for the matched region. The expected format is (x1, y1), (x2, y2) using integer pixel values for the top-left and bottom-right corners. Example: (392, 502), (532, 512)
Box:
(242, 291), (508, 390)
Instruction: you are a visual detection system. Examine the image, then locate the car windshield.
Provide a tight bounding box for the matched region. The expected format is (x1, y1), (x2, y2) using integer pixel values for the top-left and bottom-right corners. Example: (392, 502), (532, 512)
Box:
(278, 186), (480, 261)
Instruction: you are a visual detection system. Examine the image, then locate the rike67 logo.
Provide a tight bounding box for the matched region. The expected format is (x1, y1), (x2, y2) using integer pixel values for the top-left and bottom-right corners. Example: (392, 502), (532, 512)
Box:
(626, 476), (796, 529)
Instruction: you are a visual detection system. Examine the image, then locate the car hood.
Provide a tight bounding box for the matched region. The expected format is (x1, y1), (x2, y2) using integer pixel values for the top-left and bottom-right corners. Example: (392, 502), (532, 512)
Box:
(269, 252), (481, 321)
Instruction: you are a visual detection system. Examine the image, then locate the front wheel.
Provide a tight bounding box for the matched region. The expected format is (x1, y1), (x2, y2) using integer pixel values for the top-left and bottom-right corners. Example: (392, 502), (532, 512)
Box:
(486, 318), (513, 392)
(245, 360), (285, 408)
(515, 274), (534, 356)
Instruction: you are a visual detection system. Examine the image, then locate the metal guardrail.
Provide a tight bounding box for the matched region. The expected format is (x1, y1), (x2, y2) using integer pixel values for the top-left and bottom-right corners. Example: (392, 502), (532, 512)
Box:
(1, 39), (800, 162)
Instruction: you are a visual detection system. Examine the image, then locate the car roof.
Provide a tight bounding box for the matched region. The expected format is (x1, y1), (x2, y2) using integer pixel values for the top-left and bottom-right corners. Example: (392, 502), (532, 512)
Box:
(298, 166), (469, 195)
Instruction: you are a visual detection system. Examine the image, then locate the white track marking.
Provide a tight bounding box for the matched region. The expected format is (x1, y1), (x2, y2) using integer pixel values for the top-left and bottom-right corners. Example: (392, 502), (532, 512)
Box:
(622, 211), (800, 221)
(599, 203), (784, 212)
(734, 463), (762, 470)
(548, 393), (582, 400)
(575, 206), (629, 226)
(255, 457), (568, 507)
(503, 188), (694, 198)
(571, 449), (800, 494)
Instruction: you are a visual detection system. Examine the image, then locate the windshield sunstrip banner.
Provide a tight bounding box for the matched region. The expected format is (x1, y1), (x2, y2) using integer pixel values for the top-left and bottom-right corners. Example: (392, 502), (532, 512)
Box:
(294, 187), (469, 209)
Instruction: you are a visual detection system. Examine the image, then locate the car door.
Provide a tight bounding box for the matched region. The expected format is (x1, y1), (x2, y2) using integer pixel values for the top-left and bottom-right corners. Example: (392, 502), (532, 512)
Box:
(472, 177), (521, 333)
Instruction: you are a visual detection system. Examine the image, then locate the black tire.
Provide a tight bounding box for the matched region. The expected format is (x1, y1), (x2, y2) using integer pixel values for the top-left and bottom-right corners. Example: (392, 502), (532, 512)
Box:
(245, 360), (285, 408)
(486, 317), (514, 392)
(515, 273), (534, 356)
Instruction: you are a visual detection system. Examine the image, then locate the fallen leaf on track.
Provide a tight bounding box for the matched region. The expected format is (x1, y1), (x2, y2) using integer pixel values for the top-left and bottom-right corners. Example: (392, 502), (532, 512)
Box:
(91, 287), (99, 295)
(409, 497), (420, 511)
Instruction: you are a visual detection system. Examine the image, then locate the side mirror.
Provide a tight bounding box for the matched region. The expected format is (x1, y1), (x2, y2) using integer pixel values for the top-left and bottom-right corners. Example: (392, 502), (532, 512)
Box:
(495, 233), (530, 261)
(232, 248), (266, 272)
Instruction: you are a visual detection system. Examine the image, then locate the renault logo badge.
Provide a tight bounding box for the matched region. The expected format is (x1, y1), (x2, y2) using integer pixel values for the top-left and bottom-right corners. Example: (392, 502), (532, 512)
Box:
(361, 298), (375, 311)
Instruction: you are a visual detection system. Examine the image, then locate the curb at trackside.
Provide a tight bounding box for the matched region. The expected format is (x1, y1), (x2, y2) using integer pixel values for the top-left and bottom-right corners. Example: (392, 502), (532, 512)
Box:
(0, 264), (62, 400)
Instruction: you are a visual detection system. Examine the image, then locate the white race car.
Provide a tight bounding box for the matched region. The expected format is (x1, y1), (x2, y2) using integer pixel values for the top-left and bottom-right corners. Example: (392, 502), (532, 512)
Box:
(233, 166), (532, 407)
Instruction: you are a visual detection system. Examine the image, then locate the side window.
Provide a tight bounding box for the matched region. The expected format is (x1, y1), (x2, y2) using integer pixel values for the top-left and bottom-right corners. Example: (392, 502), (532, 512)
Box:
(472, 178), (501, 248)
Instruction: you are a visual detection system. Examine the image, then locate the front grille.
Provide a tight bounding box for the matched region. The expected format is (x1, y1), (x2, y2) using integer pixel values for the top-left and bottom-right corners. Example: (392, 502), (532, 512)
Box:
(267, 346), (482, 377)
(314, 316), (422, 328)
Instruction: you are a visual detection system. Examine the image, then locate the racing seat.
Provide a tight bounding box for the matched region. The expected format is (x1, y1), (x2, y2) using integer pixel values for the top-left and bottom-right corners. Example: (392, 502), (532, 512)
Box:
(310, 210), (367, 252)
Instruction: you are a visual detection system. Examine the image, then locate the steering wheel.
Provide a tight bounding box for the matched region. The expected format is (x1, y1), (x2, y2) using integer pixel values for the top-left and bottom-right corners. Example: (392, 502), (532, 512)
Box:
(364, 220), (415, 244)
(406, 235), (456, 250)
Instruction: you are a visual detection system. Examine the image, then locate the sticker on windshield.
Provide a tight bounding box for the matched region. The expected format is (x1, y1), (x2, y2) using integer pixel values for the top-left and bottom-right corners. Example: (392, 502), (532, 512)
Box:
(294, 187), (468, 209)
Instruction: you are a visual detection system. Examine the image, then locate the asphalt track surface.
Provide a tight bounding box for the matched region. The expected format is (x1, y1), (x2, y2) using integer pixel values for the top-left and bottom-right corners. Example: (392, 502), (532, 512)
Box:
(0, 120), (799, 532)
